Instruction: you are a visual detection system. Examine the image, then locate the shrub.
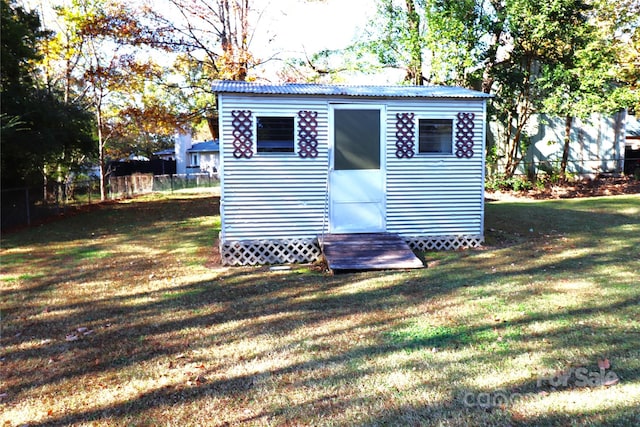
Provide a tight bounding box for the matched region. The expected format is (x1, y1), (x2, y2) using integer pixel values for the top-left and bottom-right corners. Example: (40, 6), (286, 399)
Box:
(485, 174), (533, 192)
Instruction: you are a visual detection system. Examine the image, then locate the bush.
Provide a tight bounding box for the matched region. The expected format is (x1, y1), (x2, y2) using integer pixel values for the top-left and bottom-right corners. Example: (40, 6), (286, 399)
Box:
(486, 174), (533, 192)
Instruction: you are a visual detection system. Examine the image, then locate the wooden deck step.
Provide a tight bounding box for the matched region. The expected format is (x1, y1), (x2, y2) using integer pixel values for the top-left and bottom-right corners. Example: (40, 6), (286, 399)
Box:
(320, 233), (424, 271)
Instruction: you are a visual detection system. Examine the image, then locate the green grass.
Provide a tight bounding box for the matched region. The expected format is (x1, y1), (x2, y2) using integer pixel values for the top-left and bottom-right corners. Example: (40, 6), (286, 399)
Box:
(0, 192), (638, 426)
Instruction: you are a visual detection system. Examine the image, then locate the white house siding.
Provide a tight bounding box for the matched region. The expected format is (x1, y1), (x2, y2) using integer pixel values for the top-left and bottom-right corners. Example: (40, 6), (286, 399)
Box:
(218, 95), (330, 243)
(385, 100), (486, 239)
(527, 113), (626, 175)
(175, 133), (191, 175)
(199, 153), (220, 175)
(489, 112), (626, 176)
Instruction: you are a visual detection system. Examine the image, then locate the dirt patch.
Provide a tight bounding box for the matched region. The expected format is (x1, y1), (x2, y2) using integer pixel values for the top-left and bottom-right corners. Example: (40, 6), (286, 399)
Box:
(486, 176), (640, 202)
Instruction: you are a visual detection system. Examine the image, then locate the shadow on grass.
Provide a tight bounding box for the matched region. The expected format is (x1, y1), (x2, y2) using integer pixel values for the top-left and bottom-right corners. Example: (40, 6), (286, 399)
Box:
(15, 278), (640, 426)
(1, 195), (638, 426)
(0, 194), (220, 247)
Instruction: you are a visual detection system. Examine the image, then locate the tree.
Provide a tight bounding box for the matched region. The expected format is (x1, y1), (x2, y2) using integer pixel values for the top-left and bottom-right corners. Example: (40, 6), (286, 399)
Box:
(419, 0), (637, 178)
(48, 0), (183, 199)
(105, 73), (193, 159)
(423, 0), (497, 89)
(596, 0), (640, 115)
(37, 0), (254, 199)
(143, 0), (261, 86)
(493, 0), (602, 178)
(1, 0), (95, 188)
(502, 0), (638, 178)
(358, 0), (427, 84)
(538, 21), (618, 177)
(356, 0), (637, 178)
(617, 25), (640, 115)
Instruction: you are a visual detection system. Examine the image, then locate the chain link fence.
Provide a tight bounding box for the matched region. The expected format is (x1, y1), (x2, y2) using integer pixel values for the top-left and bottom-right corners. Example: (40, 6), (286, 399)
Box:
(1, 179), (101, 230)
(2, 174), (219, 231)
(152, 174), (218, 192)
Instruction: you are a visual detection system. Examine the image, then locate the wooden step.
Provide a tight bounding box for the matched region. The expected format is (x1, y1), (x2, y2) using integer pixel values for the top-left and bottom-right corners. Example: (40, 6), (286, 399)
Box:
(320, 233), (424, 271)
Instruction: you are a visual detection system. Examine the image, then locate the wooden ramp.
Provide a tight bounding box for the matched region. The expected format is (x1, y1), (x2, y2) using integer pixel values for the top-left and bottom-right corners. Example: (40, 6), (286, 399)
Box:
(320, 233), (424, 271)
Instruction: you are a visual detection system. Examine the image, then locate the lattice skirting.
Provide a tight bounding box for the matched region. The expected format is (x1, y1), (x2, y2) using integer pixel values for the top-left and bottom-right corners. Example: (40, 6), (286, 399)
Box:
(221, 238), (322, 266)
(405, 235), (484, 252)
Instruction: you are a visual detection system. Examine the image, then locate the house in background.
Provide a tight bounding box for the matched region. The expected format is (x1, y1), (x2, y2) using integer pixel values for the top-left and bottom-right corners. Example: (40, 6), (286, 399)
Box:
(153, 148), (175, 161)
(625, 114), (640, 176)
(174, 134), (220, 176)
(488, 111), (629, 178)
(213, 80), (491, 266)
(187, 140), (220, 175)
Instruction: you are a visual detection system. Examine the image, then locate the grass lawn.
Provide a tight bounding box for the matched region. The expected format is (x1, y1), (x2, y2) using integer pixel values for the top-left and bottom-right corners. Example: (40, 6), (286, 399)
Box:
(1, 192), (639, 426)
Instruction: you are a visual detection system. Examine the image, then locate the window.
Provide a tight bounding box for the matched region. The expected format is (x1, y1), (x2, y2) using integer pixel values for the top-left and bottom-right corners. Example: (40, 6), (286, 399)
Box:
(256, 116), (295, 153)
(334, 109), (380, 170)
(418, 119), (453, 154)
(190, 153), (199, 166)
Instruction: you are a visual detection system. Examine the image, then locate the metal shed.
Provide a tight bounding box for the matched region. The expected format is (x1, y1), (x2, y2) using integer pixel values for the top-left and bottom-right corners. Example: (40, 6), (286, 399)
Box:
(213, 80), (491, 266)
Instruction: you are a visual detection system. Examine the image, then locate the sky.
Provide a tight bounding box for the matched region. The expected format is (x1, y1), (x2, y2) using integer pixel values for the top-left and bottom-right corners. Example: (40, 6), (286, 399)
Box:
(257, 0), (375, 56)
(254, 0), (402, 83)
(21, 0), (399, 83)
(23, 0), (374, 53)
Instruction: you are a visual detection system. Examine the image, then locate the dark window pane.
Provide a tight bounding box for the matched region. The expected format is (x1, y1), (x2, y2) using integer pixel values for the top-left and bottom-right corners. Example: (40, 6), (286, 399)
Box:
(334, 109), (380, 170)
(419, 119), (453, 154)
(257, 117), (294, 153)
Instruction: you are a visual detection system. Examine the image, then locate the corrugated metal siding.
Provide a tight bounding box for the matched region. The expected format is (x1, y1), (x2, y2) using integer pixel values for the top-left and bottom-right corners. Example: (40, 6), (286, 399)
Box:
(385, 100), (486, 236)
(219, 93), (486, 241)
(219, 94), (330, 240)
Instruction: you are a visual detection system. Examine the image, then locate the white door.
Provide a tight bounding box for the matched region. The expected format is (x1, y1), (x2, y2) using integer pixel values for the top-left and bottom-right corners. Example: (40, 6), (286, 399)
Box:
(329, 106), (385, 233)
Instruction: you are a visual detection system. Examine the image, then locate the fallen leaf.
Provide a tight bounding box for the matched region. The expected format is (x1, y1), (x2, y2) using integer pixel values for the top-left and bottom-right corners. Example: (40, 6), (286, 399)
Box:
(604, 376), (619, 386)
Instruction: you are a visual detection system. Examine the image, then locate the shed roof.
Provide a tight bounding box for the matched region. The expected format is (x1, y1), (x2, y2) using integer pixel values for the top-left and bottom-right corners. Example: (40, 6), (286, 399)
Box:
(187, 140), (219, 153)
(212, 80), (492, 99)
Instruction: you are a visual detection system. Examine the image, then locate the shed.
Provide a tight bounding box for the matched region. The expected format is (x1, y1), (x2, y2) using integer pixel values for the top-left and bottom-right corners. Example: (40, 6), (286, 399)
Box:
(213, 80), (491, 266)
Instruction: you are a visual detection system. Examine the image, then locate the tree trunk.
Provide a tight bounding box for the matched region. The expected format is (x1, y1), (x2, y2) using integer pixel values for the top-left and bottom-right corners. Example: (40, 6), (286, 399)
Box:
(97, 105), (106, 201)
(481, 0), (506, 93)
(560, 115), (573, 180)
(503, 111), (517, 177)
(405, 0), (423, 85)
(237, 0), (249, 81)
(43, 166), (48, 204)
(503, 110), (533, 178)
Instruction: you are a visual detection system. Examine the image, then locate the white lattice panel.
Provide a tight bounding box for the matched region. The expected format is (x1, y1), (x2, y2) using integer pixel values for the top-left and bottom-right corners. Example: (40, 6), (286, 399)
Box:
(406, 235), (484, 252)
(221, 238), (322, 266)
